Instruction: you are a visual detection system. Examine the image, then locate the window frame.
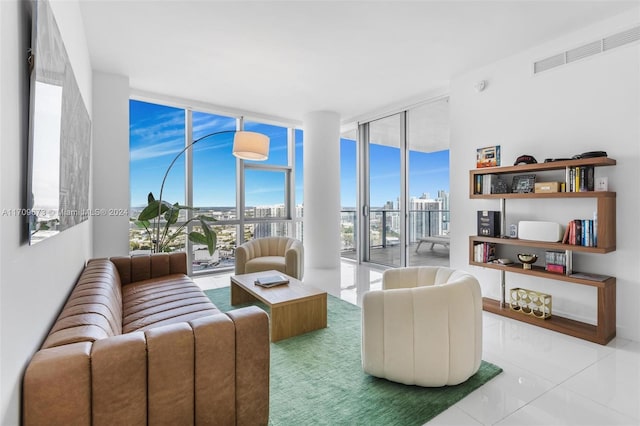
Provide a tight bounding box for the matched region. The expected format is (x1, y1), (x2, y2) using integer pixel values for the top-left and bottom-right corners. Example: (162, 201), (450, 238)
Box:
(129, 100), (302, 276)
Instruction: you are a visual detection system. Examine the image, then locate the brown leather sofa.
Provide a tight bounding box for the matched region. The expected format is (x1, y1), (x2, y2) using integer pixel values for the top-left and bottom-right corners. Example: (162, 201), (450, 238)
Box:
(23, 252), (270, 425)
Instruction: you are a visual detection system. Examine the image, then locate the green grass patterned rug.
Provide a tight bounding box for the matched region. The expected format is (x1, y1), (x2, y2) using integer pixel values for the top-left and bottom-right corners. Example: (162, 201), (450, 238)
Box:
(205, 286), (502, 426)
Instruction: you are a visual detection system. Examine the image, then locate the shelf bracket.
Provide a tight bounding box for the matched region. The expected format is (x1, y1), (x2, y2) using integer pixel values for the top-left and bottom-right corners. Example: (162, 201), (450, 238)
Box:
(500, 198), (506, 236)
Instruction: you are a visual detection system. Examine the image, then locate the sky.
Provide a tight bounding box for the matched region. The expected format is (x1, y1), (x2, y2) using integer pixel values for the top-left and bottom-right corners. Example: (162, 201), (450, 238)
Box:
(130, 100), (449, 209)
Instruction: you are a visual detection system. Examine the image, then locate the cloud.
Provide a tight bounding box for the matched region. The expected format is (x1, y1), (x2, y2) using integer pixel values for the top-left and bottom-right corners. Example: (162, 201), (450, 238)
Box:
(129, 110), (184, 139)
(130, 139), (183, 162)
(246, 185), (283, 195)
(192, 114), (236, 135)
(130, 114), (238, 161)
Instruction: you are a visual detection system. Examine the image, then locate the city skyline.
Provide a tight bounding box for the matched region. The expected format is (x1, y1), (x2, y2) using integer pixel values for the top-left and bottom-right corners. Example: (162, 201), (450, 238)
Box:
(130, 100), (449, 210)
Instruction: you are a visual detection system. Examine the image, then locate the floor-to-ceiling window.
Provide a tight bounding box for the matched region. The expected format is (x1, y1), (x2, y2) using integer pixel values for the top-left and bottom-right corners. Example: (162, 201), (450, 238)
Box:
(407, 98), (450, 266)
(294, 129), (304, 241)
(347, 97), (450, 268)
(340, 132), (358, 258)
(129, 100), (301, 275)
(190, 111), (237, 271)
(242, 121), (292, 241)
(367, 113), (403, 267)
(129, 101), (185, 253)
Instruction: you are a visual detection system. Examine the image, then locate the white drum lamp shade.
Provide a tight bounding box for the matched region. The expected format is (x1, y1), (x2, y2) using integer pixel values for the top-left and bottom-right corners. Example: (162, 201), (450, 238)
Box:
(233, 131), (270, 161)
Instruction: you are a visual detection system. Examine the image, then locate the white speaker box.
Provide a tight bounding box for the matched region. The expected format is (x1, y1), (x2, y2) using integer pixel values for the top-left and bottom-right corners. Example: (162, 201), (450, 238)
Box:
(518, 221), (563, 242)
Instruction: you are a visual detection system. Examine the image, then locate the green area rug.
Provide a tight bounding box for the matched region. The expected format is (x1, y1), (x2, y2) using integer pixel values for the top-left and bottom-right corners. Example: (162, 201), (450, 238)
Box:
(205, 287), (502, 426)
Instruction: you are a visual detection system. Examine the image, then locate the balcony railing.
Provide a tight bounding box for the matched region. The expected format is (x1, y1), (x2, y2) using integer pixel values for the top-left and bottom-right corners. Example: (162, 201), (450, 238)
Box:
(130, 208), (449, 273)
(129, 214), (303, 274)
(340, 209), (450, 252)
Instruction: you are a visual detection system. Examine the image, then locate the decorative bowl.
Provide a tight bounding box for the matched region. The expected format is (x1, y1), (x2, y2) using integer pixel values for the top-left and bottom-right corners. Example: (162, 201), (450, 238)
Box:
(517, 253), (538, 269)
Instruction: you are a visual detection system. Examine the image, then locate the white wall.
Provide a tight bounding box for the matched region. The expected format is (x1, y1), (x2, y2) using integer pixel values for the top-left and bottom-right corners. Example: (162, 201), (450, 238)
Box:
(92, 72), (130, 257)
(450, 8), (640, 341)
(0, 1), (93, 424)
(0, 1), (4, 413)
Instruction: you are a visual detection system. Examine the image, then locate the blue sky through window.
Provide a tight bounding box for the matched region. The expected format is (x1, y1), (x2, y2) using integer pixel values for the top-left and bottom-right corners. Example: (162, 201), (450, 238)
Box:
(130, 101), (185, 207)
(340, 139), (450, 209)
(130, 100), (449, 209)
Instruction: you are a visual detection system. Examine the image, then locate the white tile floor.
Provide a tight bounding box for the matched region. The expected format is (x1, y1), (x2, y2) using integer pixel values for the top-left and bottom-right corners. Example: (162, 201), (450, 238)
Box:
(194, 261), (640, 426)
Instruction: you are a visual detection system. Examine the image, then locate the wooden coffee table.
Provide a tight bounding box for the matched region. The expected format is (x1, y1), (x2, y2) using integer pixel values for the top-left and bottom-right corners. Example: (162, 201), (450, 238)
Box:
(230, 270), (327, 342)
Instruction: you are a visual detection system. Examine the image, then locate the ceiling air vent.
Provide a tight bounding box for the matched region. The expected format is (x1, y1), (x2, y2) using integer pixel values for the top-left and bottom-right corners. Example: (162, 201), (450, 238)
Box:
(533, 53), (565, 74)
(566, 40), (602, 63)
(534, 24), (640, 74)
(603, 25), (640, 51)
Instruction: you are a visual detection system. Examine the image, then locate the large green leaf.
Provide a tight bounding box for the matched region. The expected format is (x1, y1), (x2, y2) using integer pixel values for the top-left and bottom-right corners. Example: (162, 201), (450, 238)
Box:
(195, 215), (217, 222)
(188, 231), (208, 246)
(138, 200), (169, 221)
(175, 204), (196, 210)
(164, 203), (180, 225)
(133, 220), (150, 229)
(199, 219), (217, 255)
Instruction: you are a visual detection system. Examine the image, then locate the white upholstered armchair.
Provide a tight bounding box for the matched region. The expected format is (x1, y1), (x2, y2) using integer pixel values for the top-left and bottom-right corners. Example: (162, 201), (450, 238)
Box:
(235, 236), (304, 280)
(361, 266), (482, 387)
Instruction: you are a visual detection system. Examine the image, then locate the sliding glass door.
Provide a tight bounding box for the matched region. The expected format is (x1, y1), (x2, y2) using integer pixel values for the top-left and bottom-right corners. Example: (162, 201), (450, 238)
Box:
(366, 113), (403, 267)
(407, 98), (450, 266)
(355, 97), (450, 268)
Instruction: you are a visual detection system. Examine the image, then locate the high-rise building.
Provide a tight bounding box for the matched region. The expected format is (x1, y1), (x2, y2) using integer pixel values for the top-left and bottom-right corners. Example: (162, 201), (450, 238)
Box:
(253, 204), (287, 238)
(409, 194), (445, 243)
(437, 190), (450, 234)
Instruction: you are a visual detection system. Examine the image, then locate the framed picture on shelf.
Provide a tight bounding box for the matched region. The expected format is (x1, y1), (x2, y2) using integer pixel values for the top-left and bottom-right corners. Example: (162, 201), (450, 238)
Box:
(476, 145), (501, 168)
(511, 174), (536, 193)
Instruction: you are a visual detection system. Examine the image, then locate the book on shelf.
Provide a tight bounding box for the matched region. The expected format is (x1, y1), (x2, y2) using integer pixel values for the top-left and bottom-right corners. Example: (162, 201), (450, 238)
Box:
(568, 272), (610, 282)
(474, 174), (506, 195)
(566, 166), (595, 192)
(474, 242), (497, 263)
(482, 174), (497, 195)
(545, 251), (566, 274)
(254, 274), (290, 288)
(563, 219), (596, 247)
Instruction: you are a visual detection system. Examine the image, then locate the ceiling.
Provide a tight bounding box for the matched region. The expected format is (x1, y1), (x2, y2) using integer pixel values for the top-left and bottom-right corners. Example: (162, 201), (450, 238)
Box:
(79, 1), (638, 125)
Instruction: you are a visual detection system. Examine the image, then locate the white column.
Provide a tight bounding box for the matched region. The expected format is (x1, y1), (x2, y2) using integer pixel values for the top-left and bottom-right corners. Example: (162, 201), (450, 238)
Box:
(303, 111), (341, 296)
(92, 72), (130, 257)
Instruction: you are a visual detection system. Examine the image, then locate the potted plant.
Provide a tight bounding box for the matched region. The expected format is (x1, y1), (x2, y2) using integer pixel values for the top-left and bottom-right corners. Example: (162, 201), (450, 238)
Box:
(134, 192), (217, 255)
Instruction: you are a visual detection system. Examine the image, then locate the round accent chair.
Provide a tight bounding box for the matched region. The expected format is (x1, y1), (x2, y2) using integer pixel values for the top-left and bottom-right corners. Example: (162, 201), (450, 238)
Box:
(235, 236), (304, 280)
(361, 266), (482, 387)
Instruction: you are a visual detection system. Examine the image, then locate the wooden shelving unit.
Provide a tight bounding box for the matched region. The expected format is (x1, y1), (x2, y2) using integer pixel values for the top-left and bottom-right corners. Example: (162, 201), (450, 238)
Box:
(469, 157), (617, 345)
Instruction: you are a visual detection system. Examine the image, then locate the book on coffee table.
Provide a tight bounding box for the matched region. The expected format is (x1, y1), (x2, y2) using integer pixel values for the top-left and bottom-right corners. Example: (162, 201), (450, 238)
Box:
(254, 274), (290, 288)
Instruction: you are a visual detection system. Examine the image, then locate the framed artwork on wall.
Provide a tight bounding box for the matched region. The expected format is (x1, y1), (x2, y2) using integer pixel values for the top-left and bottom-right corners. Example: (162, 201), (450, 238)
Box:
(476, 145), (501, 168)
(511, 174), (536, 193)
(26, 0), (91, 245)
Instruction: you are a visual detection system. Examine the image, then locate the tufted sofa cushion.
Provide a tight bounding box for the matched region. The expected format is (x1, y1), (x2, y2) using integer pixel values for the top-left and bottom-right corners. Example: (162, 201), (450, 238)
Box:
(122, 274), (220, 333)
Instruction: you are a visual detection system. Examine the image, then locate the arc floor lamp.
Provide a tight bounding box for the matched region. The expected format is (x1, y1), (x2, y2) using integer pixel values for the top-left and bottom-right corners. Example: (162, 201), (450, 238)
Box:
(154, 129), (270, 253)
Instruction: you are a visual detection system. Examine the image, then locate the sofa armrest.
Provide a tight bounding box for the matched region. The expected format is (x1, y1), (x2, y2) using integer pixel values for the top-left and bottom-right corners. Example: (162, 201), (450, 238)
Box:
(109, 252), (187, 285)
(284, 240), (304, 279)
(23, 342), (93, 425)
(235, 244), (251, 275)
